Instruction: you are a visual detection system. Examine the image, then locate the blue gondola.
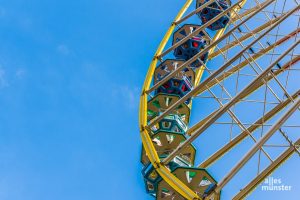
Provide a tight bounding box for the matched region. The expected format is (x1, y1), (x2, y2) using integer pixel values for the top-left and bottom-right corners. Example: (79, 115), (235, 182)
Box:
(196, 0), (231, 30)
(173, 24), (209, 69)
(155, 76), (193, 104)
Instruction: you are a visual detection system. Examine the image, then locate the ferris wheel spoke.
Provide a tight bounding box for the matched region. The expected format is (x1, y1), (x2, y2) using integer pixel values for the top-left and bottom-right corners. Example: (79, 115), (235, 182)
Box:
(215, 99), (300, 193)
(206, 86), (275, 162)
(192, 56), (300, 162)
(140, 0), (300, 199)
(195, 30), (300, 98)
(209, 16), (286, 59)
(147, 0), (274, 95)
(147, 7), (298, 130)
(231, 0), (272, 22)
(230, 138), (300, 200)
(157, 0), (246, 61)
(175, 0), (217, 25)
(198, 89), (300, 168)
(162, 40), (299, 165)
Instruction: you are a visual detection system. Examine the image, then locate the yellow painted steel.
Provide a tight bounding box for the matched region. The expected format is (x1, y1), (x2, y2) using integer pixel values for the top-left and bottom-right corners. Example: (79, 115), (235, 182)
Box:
(139, 0), (247, 199)
(139, 1), (200, 199)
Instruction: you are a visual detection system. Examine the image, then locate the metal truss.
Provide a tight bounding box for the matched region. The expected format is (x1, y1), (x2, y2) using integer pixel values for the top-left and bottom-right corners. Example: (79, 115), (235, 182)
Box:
(139, 0), (300, 199)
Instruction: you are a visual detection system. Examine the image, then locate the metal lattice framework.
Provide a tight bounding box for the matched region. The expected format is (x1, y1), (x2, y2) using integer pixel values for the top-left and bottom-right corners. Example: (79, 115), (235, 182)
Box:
(139, 0), (300, 199)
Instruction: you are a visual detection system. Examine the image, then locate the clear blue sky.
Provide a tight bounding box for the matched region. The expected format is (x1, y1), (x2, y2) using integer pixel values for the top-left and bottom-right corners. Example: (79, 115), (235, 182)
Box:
(0, 0), (299, 200)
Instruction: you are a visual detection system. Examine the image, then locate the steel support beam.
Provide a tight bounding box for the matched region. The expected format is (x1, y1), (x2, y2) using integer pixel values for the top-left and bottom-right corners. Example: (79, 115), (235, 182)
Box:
(199, 89), (300, 168)
(176, 0), (260, 25)
(175, 0), (216, 25)
(147, 0), (274, 94)
(232, 139), (300, 200)
(157, 0), (246, 60)
(162, 40), (299, 165)
(147, 5), (298, 130)
(139, 1), (203, 199)
(215, 99), (300, 193)
(187, 56), (300, 143)
(231, 0), (272, 22)
(203, 30), (300, 94)
(209, 16), (285, 59)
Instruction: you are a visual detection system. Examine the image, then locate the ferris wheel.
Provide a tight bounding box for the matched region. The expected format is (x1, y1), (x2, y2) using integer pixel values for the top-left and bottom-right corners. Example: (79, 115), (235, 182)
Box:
(139, 0), (300, 199)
